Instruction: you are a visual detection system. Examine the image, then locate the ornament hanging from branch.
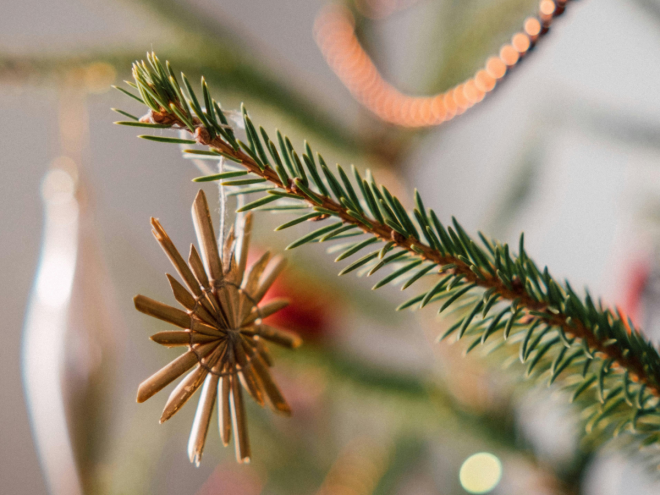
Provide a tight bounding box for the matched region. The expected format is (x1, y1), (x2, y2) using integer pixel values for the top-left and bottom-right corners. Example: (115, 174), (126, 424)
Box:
(134, 189), (301, 465)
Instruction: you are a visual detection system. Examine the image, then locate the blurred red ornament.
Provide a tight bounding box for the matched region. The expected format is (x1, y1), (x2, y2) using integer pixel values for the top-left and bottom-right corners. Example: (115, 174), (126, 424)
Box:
(249, 251), (334, 341)
(622, 258), (650, 325)
(262, 269), (333, 341)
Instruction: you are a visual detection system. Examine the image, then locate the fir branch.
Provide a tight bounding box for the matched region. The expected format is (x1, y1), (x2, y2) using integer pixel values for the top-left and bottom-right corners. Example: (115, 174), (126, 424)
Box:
(117, 55), (660, 459)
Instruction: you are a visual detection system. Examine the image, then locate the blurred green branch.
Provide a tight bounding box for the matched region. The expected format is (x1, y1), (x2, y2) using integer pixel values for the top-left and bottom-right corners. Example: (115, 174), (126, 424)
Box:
(0, 0), (372, 156)
(284, 345), (591, 493)
(0, 46), (363, 154)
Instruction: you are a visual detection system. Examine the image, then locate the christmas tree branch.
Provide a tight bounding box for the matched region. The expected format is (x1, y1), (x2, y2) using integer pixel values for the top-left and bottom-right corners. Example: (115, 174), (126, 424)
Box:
(116, 54), (660, 462)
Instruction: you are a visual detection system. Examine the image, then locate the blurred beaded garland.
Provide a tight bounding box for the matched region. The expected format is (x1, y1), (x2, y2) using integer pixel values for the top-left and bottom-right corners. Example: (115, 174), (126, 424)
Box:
(315, 0), (572, 127)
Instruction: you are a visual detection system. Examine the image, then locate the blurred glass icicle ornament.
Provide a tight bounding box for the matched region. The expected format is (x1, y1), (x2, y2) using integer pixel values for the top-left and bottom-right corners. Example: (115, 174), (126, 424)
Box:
(22, 88), (119, 494)
(23, 162), (84, 495)
(134, 189), (301, 465)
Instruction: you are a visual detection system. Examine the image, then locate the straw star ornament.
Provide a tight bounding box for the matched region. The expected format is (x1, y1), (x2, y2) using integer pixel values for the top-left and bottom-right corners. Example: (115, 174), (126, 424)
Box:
(134, 189), (302, 465)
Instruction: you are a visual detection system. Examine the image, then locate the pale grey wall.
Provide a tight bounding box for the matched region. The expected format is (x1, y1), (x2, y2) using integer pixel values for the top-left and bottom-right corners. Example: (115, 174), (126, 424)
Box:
(2, 0), (660, 494)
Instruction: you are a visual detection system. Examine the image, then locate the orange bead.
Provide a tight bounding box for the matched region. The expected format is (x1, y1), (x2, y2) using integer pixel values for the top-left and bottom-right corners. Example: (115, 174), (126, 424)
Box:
(453, 84), (469, 110)
(419, 99), (433, 125)
(443, 92), (457, 119)
(397, 98), (411, 126)
(409, 98), (422, 123)
(539, 0), (555, 25)
(524, 17), (541, 39)
(539, 0), (555, 16)
(430, 96), (447, 123)
(474, 69), (496, 93)
(486, 56), (507, 79)
(463, 80), (484, 104)
(512, 33), (531, 54)
(499, 45), (520, 67)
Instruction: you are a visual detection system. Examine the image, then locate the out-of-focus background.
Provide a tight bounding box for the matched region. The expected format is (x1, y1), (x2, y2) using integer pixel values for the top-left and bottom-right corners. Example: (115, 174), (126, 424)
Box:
(4, 0), (660, 494)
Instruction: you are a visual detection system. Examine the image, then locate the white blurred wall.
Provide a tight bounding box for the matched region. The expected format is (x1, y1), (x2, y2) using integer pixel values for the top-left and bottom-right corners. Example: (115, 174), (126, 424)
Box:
(2, 0), (660, 493)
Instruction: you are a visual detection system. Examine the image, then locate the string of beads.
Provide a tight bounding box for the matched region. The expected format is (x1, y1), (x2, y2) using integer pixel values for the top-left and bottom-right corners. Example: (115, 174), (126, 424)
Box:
(314, 0), (572, 128)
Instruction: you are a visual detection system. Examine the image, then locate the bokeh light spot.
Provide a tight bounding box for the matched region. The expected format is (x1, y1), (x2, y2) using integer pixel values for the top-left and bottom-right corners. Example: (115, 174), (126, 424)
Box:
(459, 452), (502, 494)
